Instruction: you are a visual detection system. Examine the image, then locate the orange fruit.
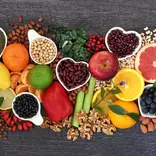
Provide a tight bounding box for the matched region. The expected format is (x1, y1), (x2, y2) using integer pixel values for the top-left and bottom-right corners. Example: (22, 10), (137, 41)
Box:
(10, 75), (20, 89)
(23, 64), (35, 71)
(10, 72), (21, 77)
(2, 43), (29, 72)
(135, 43), (156, 83)
(20, 70), (30, 86)
(35, 89), (45, 102)
(108, 100), (139, 129)
(112, 68), (144, 101)
(15, 84), (28, 95)
(28, 85), (36, 94)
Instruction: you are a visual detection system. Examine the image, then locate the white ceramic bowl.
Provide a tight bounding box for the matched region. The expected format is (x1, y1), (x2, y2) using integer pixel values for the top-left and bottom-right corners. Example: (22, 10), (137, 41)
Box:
(12, 92), (43, 126)
(28, 29), (57, 64)
(105, 27), (142, 61)
(56, 57), (91, 92)
(138, 84), (156, 118)
(0, 27), (7, 58)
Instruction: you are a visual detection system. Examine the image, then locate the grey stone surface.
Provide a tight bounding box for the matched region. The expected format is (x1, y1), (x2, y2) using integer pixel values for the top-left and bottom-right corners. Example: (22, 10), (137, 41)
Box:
(0, 0), (156, 156)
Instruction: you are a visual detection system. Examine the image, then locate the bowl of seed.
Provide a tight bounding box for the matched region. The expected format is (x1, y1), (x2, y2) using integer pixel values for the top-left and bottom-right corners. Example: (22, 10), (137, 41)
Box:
(0, 27), (7, 58)
(28, 29), (57, 64)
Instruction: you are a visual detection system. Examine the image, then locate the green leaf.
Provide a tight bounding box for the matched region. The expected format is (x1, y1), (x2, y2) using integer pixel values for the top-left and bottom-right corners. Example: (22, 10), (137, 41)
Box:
(111, 80), (115, 87)
(127, 113), (139, 122)
(109, 105), (127, 115)
(92, 98), (98, 107)
(104, 100), (114, 105)
(153, 82), (156, 89)
(111, 87), (122, 94)
(0, 97), (4, 107)
(94, 106), (104, 114)
(101, 87), (105, 99)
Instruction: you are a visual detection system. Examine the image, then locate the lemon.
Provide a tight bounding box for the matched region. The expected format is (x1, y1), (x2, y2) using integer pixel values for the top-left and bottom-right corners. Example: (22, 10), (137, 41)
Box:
(0, 62), (11, 90)
(0, 88), (15, 110)
(112, 68), (145, 101)
(92, 88), (118, 116)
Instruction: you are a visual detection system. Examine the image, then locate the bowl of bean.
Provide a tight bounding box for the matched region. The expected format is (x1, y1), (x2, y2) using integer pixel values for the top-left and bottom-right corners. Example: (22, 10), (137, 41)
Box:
(12, 92), (43, 126)
(0, 27), (7, 58)
(105, 27), (142, 60)
(28, 29), (57, 64)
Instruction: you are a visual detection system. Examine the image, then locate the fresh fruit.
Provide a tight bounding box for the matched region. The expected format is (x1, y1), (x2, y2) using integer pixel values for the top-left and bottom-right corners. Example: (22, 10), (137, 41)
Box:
(135, 43), (156, 83)
(112, 68), (144, 101)
(28, 65), (54, 89)
(0, 62), (11, 90)
(2, 43), (29, 72)
(108, 100), (139, 129)
(15, 84), (28, 95)
(89, 51), (119, 81)
(0, 88), (15, 110)
(92, 87), (118, 116)
(140, 86), (156, 115)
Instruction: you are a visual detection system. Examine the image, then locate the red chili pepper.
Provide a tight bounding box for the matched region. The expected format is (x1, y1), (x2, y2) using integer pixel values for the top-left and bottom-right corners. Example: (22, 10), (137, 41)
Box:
(42, 81), (73, 122)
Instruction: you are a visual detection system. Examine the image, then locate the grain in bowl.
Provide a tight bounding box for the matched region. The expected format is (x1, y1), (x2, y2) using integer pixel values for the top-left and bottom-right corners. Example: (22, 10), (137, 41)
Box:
(30, 38), (57, 64)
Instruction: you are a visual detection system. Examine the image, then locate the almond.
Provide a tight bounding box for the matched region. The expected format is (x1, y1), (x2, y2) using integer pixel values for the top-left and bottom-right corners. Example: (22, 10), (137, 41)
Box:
(19, 26), (24, 30)
(38, 17), (44, 23)
(147, 122), (154, 132)
(12, 36), (18, 41)
(28, 24), (33, 29)
(24, 24), (28, 29)
(20, 35), (24, 39)
(18, 16), (23, 23)
(8, 33), (12, 39)
(30, 20), (36, 26)
(152, 118), (156, 124)
(14, 25), (18, 29)
(15, 29), (21, 34)
(15, 33), (20, 36)
(154, 123), (156, 130)
(12, 30), (16, 36)
(139, 116), (146, 121)
(142, 117), (150, 125)
(140, 124), (147, 134)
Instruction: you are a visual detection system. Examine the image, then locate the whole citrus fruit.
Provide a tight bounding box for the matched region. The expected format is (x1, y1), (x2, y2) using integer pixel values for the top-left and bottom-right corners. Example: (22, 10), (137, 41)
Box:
(28, 65), (54, 89)
(108, 100), (139, 129)
(2, 43), (29, 72)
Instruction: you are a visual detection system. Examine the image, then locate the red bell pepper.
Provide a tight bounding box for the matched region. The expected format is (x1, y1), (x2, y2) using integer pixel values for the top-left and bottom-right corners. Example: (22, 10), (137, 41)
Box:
(42, 81), (73, 122)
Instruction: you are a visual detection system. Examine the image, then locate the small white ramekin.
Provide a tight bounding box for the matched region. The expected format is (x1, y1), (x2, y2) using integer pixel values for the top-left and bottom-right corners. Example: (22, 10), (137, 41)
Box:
(105, 27), (142, 61)
(0, 27), (7, 58)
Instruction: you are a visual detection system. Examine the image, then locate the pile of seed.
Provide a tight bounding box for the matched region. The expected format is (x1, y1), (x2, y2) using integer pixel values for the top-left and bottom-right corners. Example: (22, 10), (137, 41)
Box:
(30, 38), (57, 64)
(94, 80), (111, 91)
(141, 27), (156, 46)
(8, 16), (48, 49)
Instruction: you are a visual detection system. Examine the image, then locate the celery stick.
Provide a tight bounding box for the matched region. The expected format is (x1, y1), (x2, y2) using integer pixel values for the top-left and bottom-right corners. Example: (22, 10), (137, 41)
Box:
(83, 77), (96, 113)
(72, 91), (85, 127)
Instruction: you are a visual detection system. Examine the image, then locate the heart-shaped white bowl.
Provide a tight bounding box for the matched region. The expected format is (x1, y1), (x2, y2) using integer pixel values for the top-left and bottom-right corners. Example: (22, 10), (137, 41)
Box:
(56, 57), (91, 92)
(0, 27), (7, 58)
(105, 27), (142, 61)
(12, 92), (43, 126)
(138, 84), (156, 118)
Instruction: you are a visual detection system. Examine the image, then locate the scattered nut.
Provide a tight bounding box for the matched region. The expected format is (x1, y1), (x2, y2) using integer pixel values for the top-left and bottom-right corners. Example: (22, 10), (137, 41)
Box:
(140, 124), (148, 134)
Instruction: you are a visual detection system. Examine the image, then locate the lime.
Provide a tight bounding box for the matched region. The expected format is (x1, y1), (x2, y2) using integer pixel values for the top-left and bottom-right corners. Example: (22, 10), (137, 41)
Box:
(0, 88), (15, 110)
(28, 65), (54, 89)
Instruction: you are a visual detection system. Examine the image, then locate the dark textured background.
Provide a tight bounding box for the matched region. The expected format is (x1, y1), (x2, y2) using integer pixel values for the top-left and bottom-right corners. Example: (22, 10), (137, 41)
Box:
(0, 0), (156, 156)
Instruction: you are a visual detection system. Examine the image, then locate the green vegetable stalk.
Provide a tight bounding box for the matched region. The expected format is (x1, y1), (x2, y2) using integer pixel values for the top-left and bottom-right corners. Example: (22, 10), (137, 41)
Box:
(82, 77), (96, 113)
(72, 91), (85, 127)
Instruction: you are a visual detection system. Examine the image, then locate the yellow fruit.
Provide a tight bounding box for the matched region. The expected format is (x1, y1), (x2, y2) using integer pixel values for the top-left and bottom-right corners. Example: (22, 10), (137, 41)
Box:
(108, 100), (139, 129)
(0, 62), (11, 90)
(0, 88), (15, 110)
(92, 88), (118, 116)
(112, 68), (144, 101)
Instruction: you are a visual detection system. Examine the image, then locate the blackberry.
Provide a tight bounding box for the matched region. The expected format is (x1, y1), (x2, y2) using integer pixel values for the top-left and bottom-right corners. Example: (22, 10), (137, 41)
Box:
(150, 103), (156, 109)
(148, 93), (153, 98)
(149, 108), (156, 114)
(153, 97), (156, 103)
(142, 107), (148, 114)
(149, 87), (155, 93)
(145, 98), (152, 105)
(140, 101), (146, 107)
(144, 89), (149, 94)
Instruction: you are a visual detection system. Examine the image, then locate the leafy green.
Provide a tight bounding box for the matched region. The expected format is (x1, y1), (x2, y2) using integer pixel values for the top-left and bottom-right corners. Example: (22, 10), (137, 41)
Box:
(105, 100), (114, 105)
(0, 97), (4, 107)
(111, 87), (122, 94)
(101, 87), (105, 99)
(94, 106), (104, 114)
(92, 98), (98, 107)
(127, 113), (139, 122)
(109, 105), (127, 115)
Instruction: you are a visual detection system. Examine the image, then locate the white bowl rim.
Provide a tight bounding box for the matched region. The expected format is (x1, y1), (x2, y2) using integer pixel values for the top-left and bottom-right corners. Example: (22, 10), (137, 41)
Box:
(0, 27), (7, 58)
(105, 27), (142, 61)
(28, 29), (57, 65)
(138, 84), (156, 118)
(12, 92), (43, 125)
(56, 57), (91, 92)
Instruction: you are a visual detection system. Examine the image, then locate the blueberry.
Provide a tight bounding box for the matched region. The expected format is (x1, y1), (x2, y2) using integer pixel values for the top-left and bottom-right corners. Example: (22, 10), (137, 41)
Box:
(141, 95), (147, 100)
(142, 107), (148, 114)
(149, 108), (156, 114)
(153, 97), (156, 103)
(141, 101), (146, 107)
(145, 98), (152, 105)
(144, 89), (149, 94)
(148, 93), (153, 98)
(149, 87), (155, 93)
(153, 91), (156, 96)
(150, 103), (156, 109)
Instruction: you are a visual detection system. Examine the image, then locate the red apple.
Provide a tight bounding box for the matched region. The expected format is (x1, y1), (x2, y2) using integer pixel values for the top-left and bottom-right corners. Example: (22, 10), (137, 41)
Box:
(89, 51), (119, 81)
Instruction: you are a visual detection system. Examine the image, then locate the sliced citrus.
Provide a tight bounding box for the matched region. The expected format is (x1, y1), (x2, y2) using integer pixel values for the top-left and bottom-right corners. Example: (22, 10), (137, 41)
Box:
(112, 68), (144, 101)
(28, 85), (36, 94)
(92, 87), (118, 116)
(0, 88), (15, 110)
(10, 72), (21, 77)
(10, 74), (20, 89)
(35, 89), (45, 102)
(23, 64), (35, 71)
(15, 84), (28, 95)
(20, 70), (30, 86)
(135, 43), (156, 83)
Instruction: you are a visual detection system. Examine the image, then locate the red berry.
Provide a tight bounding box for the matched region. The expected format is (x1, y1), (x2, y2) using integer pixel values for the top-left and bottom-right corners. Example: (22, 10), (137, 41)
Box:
(12, 125), (16, 132)
(98, 45), (102, 49)
(23, 123), (28, 131)
(95, 47), (99, 51)
(97, 41), (101, 45)
(99, 37), (104, 41)
(93, 39), (96, 43)
(11, 120), (15, 126)
(6, 118), (11, 125)
(91, 35), (96, 39)
(91, 43), (95, 46)
(26, 122), (33, 128)
(18, 124), (23, 131)
(4, 113), (9, 121)
(87, 43), (91, 47)
(13, 115), (17, 122)
(97, 35), (100, 38)
(1, 110), (8, 116)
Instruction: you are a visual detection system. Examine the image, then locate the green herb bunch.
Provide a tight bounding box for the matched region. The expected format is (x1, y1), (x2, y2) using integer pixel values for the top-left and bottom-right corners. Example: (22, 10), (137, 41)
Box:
(49, 27), (92, 62)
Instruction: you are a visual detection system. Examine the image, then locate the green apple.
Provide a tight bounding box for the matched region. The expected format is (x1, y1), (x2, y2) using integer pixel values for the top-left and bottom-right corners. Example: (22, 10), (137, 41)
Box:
(28, 65), (54, 89)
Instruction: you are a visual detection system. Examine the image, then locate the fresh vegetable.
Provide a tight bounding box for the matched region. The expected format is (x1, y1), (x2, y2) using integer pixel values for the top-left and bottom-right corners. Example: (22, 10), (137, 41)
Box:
(83, 77), (96, 113)
(42, 81), (73, 122)
(72, 91), (85, 127)
(49, 27), (92, 62)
